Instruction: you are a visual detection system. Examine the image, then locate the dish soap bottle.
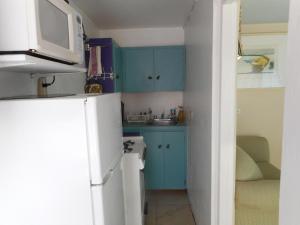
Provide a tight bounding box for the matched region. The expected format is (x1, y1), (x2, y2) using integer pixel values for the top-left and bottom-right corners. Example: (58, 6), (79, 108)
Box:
(177, 106), (185, 124)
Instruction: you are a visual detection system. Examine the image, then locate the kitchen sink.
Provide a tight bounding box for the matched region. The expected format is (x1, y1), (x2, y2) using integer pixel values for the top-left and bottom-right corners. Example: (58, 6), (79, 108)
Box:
(149, 118), (177, 126)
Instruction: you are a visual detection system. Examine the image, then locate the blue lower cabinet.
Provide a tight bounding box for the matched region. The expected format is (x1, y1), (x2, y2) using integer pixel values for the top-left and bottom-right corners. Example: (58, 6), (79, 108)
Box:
(163, 132), (186, 189)
(142, 130), (187, 190)
(143, 132), (164, 189)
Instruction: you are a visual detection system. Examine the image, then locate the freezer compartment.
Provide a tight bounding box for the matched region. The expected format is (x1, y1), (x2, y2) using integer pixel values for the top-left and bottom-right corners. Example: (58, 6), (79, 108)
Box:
(85, 93), (123, 184)
(91, 161), (125, 225)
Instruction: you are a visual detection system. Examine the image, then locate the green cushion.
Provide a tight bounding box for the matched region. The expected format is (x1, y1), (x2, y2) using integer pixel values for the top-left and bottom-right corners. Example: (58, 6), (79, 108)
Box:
(257, 162), (281, 180)
(237, 136), (270, 162)
(236, 146), (264, 181)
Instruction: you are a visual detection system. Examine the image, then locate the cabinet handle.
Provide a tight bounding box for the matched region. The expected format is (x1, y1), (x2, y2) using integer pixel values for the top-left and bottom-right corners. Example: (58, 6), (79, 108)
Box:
(116, 75), (120, 79)
(158, 145), (162, 149)
(156, 75), (160, 80)
(166, 144), (170, 149)
(148, 76), (153, 80)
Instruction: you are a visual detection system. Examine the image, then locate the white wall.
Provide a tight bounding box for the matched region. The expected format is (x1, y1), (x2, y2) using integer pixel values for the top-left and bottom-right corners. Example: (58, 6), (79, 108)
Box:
(184, 0), (214, 224)
(280, 0), (300, 224)
(237, 88), (285, 168)
(70, 1), (100, 37)
(99, 27), (185, 47)
(184, 1), (239, 224)
(32, 73), (86, 95)
(241, 23), (288, 34)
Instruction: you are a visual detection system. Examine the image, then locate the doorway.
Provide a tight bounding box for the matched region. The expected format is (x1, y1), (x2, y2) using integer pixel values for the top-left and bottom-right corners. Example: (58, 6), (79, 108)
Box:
(217, 0), (292, 225)
(234, 1), (288, 225)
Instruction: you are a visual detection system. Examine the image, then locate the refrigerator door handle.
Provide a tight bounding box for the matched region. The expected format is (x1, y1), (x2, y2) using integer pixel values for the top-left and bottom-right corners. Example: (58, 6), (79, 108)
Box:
(91, 169), (113, 186)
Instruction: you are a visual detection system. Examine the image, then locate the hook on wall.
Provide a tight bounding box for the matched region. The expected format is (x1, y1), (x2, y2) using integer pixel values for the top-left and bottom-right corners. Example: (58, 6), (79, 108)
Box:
(37, 76), (56, 97)
(42, 76), (56, 88)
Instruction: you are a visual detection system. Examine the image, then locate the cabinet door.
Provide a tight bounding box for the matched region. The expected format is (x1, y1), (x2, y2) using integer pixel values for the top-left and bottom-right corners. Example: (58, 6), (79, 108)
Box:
(123, 48), (155, 92)
(113, 42), (122, 92)
(154, 46), (185, 91)
(163, 132), (186, 189)
(143, 132), (164, 189)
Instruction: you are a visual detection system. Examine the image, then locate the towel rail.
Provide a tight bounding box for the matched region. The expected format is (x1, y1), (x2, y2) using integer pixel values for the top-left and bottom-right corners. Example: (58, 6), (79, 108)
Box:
(85, 44), (109, 51)
(87, 73), (115, 80)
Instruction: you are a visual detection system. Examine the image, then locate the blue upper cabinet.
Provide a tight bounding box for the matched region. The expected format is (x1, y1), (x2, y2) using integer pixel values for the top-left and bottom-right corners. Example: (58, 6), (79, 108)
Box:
(123, 48), (155, 92)
(122, 46), (186, 93)
(112, 41), (122, 92)
(154, 46), (185, 91)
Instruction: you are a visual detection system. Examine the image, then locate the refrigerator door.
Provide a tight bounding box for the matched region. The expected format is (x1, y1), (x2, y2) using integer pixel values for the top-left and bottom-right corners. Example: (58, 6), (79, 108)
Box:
(85, 93), (123, 184)
(0, 98), (94, 225)
(91, 160), (125, 225)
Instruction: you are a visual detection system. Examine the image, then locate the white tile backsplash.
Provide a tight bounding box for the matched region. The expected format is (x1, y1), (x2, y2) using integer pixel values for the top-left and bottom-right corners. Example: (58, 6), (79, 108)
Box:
(122, 92), (183, 116)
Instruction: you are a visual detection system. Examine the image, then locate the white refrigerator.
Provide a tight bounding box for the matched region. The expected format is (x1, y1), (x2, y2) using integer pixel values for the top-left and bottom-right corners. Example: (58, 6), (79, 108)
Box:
(0, 93), (125, 225)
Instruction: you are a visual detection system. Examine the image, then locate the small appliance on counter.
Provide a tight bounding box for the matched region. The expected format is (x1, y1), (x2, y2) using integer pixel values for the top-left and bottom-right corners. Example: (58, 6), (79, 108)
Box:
(122, 136), (147, 225)
(85, 83), (103, 94)
(126, 114), (150, 123)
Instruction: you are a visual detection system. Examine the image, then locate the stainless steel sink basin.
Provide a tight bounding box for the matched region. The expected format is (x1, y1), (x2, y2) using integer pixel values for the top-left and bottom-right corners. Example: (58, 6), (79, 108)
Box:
(149, 118), (177, 126)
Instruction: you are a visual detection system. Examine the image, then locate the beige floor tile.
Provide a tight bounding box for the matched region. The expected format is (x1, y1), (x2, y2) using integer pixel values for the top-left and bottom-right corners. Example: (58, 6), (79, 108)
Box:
(156, 205), (195, 225)
(145, 191), (195, 225)
(146, 190), (157, 204)
(156, 204), (186, 217)
(145, 215), (156, 225)
(153, 190), (190, 205)
(145, 202), (157, 225)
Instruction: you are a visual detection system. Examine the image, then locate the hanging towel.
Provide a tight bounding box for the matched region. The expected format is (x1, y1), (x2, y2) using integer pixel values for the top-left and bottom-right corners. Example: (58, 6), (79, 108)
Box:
(88, 46), (103, 77)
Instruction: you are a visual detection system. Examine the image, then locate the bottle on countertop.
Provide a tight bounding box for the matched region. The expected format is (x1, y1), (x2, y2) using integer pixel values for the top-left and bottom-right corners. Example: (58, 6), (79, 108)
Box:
(177, 106), (185, 124)
(148, 108), (153, 120)
(170, 108), (177, 120)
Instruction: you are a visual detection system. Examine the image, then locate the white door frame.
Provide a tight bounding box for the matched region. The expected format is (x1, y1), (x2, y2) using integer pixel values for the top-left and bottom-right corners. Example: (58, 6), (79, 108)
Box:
(212, 0), (239, 225)
(279, 0), (300, 224)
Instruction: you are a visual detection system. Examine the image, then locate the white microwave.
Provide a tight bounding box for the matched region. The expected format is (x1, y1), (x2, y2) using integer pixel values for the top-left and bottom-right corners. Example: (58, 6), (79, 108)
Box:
(0, 0), (84, 65)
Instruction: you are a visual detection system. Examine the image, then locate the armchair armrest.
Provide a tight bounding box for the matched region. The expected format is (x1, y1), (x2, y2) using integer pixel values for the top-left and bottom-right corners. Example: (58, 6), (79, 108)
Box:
(257, 162), (281, 180)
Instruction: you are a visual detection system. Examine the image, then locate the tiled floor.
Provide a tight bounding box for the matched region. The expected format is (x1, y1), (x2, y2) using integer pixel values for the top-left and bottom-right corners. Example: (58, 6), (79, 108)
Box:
(145, 190), (196, 225)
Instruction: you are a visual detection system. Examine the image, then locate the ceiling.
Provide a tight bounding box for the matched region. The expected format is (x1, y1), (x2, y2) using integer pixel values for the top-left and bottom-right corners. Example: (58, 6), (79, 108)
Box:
(72, 0), (290, 29)
(242, 0), (290, 24)
(72, 0), (194, 29)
